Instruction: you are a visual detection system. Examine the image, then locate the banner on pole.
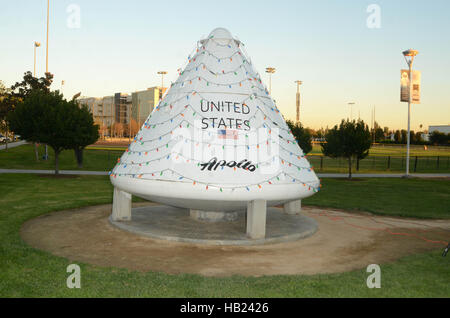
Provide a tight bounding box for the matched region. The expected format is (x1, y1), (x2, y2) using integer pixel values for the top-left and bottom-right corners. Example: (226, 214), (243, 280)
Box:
(400, 69), (421, 104)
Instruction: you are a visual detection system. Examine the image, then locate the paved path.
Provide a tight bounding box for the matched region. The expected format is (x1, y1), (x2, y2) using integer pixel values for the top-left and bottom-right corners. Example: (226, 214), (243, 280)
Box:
(317, 173), (450, 178)
(0, 169), (448, 178)
(0, 140), (27, 150)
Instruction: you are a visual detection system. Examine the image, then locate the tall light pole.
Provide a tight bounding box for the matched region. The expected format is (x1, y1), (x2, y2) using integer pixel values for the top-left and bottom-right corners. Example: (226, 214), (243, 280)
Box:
(157, 71), (167, 89)
(265, 67), (276, 95)
(33, 42), (41, 76)
(347, 102), (355, 121)
(44, 0), (50, 160)
(402, 48), (419, 177)
(46, 0), (49, 74)
(32, 41), (42, 161)
(294, 81), (302, 123)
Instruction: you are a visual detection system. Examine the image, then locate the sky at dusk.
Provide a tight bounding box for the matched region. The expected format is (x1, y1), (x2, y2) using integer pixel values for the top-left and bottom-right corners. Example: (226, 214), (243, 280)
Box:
(1, 0), (449, 131)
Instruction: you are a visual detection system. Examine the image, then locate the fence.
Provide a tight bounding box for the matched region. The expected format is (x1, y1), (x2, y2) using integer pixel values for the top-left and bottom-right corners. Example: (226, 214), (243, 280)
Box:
(91, 147), (450, 174)
(307, 155), (450, 173)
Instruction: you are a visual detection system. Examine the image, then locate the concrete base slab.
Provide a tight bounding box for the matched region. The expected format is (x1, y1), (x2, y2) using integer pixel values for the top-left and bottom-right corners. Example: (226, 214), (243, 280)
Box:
(109, 205), (318, 246)
(190, 210), (238, 222)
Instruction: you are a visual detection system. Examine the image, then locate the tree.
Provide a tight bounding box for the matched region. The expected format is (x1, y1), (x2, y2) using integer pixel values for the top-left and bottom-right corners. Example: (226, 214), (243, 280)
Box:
(286, 120), (312, 154)
(7, 71), (54, 159)
(321, 119), (372, 178)
(375, 127), (384, 142)
(97, 121), (108, 139)
(409, 130), (416, 144)
(429, 131), (449, 145)
(400, 129), (407, 144)
(71, 104), (99, 168)
(415, 131), (423, 144)
(130, 119), (140, 137)
(394, 130), (401, 143)
(113, 122), (124, 138)
(8, 90), (76, 174)
(0, 81), (9, 148)
(315, 127), (325, 139)
(10, 71), (53, 97)
(0, 81), (21, 151)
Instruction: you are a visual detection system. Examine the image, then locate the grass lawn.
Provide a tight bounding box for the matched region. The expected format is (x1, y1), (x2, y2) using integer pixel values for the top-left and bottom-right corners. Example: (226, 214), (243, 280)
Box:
(307, 144), (450, 173)
(0, 174), (449, 297)
(0, 143), (121, 171)
(304, 178), (450, 219)
(308, 155), (450, 174)
(310, 143), (450, 157)
(1, 143), (450, 173)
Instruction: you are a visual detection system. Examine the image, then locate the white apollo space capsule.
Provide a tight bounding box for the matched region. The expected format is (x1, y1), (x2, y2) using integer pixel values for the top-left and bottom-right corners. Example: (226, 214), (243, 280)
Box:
(110, 27), (321, 211)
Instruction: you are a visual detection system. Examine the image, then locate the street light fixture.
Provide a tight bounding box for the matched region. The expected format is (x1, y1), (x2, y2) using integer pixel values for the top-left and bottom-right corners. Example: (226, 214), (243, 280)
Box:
(402, 48), (419, 177)
(157, 71), (167, 88)
(33, 42), (41, 76)
(265, 67), (276, 95)
(294, 81), (303, 122)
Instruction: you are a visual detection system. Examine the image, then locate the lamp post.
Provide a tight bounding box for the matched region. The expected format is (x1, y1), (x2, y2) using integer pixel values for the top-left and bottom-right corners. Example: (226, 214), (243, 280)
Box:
(294, 81), (302, 123)
(43, 0), (50, 160)
(402, 48), (419, 177)
(46, 0), (49, 74)
(33, 42), (41, 76)
(347, 102), (355, 121)
(32, 41), (42, 161)
(265, 67), (276, 95)
(157, 71), (167, 89)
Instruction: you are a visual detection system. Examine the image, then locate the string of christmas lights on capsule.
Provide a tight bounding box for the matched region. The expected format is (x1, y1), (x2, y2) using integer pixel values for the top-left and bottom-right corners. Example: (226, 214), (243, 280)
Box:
(178, 58), (260, 81)
(173, 75), (268, 94)
(168, 41), (267, 93)
(110, 168), (321, 193)
(160, 44), (274, 112)
(139, 104), (293, 140)
(173, 32), (256, 93)
(121, 90), (303, 171)
(123, 127), (306, 166)
(146, 91), (290, 135)
(114, 150), (314, 172)
(124, 40), (293, 156)
(120, 131), (305, 176)
(111, 33), (320, 192)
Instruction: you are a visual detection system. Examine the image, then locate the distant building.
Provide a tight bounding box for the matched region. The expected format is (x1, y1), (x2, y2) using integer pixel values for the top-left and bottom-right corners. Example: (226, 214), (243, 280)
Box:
(78, 96), (115, 128)
(77, 86), (167, 137)
(131, 87), (167, 125)
(101, 96), (115, 127)
(428, 125), (450, 134)
(114, 93), (132, 124)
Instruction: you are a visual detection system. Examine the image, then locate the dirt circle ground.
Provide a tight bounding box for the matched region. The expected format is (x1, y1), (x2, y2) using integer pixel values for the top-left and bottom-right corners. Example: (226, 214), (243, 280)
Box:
(20, 203), (450, 277)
